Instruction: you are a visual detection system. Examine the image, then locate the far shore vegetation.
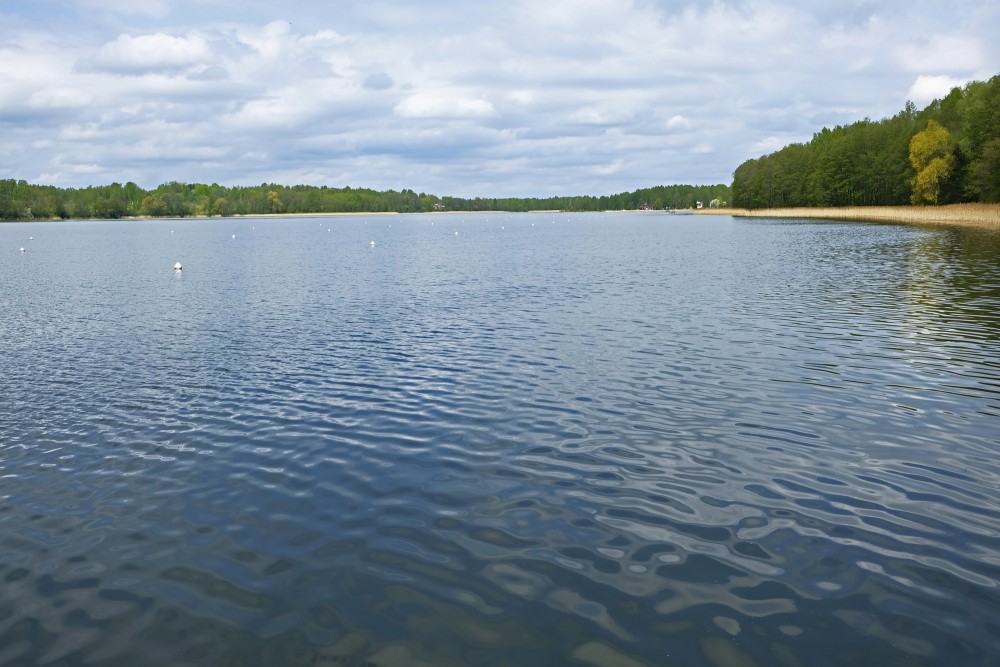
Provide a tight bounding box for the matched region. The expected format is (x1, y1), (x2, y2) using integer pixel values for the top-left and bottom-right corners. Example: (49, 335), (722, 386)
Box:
(0, 181), (729, 222)
(2, 74), (998, 228)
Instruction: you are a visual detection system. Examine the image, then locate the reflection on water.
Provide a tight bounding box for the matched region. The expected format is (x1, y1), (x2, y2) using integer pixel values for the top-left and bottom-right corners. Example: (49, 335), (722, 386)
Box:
(1, 213), (999, 666)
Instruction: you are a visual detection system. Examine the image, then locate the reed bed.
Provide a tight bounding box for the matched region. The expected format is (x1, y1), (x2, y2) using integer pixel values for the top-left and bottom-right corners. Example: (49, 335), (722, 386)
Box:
(697, 204), (1000, 230)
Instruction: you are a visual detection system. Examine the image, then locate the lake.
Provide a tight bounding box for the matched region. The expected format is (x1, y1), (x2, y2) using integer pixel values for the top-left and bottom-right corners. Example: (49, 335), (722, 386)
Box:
(1, 212), (999, 666)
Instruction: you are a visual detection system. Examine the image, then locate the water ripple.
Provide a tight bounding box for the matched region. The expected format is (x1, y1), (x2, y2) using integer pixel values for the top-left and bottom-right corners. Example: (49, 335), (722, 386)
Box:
(2, 215), (1000, 665)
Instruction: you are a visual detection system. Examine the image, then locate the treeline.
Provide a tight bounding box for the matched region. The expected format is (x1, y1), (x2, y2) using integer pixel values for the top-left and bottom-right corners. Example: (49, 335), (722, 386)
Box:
(0, 179), (730, 221)
(732, 74), (1000, 209)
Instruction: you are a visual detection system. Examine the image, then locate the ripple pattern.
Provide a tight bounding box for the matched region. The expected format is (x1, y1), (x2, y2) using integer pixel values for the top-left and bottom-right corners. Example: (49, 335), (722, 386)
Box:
(1, 214), (999, 666)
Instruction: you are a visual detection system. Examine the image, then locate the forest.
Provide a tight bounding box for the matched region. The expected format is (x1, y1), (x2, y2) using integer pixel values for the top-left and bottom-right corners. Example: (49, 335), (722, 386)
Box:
(731, 74), (1000, 209)
(0, 179), (729, 221)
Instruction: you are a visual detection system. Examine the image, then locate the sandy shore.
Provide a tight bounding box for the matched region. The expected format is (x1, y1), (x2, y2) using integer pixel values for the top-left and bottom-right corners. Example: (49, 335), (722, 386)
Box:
(696, 204), (1000, 230)
(229, 211), (401, 218)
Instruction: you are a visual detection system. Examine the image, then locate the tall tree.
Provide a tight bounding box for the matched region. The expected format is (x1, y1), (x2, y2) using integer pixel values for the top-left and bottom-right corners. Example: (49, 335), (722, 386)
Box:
(909, 120), (956, 205)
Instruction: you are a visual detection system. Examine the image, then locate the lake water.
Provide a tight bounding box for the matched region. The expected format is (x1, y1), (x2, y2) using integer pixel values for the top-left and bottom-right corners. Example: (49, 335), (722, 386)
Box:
(1, 212), (999, 666)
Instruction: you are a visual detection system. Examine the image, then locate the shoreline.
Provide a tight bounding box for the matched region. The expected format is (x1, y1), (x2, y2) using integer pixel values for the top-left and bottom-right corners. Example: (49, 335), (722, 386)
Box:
(7, 205), (999, 228)
(695, 204), (1000, 230)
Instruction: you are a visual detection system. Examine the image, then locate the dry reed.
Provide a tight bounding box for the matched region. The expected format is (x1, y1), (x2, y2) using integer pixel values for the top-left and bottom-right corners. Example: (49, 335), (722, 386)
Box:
(696, 204), (1000, 230)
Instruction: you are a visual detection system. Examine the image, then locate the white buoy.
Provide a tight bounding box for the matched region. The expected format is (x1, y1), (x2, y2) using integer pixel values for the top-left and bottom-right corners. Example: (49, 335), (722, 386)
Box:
(19, 247), (25, 253)
(370, 240), (375, 247)
(454, 231), (458, 235)
(174, 261), (182, 271)
(232, 234), (236, 239)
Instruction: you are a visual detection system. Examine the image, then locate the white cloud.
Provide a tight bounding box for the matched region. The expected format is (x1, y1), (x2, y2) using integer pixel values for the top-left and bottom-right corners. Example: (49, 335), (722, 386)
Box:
(395, 93), (496, 119)
(1, 1), (998, 195)
(567, 99), (645, 127)
(89, 33), (212, 74)
(591, 159), (624, 176)
(28, 88), (93, 109)
(752, 136), (788, 153)
(906, 75), (967, 105)
(225, 93), (311, 129)
(235, 20), (291, 59)
(896, 35), (985, 74)
(666, 115), (692, 131)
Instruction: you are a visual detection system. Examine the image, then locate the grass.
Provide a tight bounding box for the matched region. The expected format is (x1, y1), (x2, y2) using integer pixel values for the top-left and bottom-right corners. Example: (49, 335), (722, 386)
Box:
(696, 204), (1000, 230)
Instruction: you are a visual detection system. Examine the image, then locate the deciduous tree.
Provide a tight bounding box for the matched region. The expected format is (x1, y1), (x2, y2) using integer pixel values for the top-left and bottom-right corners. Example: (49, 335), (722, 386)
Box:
(909, 120), (956, 204)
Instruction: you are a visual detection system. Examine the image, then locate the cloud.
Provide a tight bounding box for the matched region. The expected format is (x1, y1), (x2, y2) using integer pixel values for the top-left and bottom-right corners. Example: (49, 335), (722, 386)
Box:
(896, 35), (985, 74)
(86, 33), (212, 74)
(27, 88), (93, 110)
(362, 72), (394, 91)
(1, 1), (998, 196)
(666, 115), (692, 131)
(568, 102), (637, 127)
(906, 75), (967, 105)
(394, 93), (496, 119)
(751, 136), (788, 154)
(591, 159), (624, 176)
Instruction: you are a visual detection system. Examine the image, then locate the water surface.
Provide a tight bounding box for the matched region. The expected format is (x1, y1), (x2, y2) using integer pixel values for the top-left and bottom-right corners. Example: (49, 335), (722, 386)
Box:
(2, 213), (999, 666)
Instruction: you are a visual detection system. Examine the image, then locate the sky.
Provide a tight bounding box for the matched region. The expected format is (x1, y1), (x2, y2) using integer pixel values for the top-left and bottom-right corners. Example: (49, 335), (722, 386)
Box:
(1, 0), (998, 198)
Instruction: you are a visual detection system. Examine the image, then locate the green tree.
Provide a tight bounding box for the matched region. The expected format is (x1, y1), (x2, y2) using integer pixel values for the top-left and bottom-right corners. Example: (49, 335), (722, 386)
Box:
(267, 190), (283, 213)
(909, 120), (956, 204)
(140, 194), (168, 216)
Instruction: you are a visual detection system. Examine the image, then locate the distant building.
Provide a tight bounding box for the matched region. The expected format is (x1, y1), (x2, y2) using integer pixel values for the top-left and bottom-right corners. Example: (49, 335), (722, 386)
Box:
(639, 202), (652, 210)
(433, 203), (445, 211)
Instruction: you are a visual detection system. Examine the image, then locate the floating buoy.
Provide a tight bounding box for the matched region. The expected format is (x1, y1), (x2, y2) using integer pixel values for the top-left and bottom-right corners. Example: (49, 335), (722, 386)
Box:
(174, 261), (182, 271)
(370, 240), (375, 247)
(231, 234), (236, 239)
(454, 231), (459, 235)
(19, 247), (25, 253)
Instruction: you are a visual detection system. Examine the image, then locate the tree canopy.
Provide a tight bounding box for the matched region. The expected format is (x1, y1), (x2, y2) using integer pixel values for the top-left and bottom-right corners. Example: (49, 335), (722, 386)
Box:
(0, 180), (730, 221)
(732, 74), (1000, 208)
(909, 120), (956, 205)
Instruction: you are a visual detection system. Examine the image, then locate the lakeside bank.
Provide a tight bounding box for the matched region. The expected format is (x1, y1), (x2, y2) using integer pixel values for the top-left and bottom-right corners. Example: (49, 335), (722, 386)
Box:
(696, 204), (1000, 230)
